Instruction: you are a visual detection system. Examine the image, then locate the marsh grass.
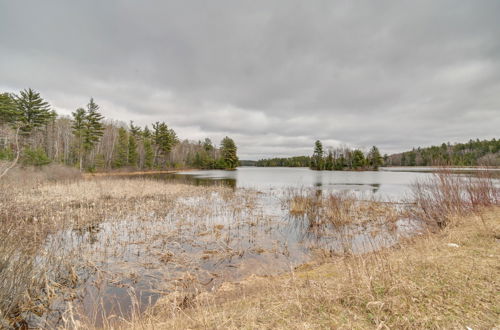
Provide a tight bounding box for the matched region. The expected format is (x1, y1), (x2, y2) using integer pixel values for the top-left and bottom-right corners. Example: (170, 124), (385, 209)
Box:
(0, 172), (236, 328)
(123, 208), (500, 330)
(2, 168), (498, 329)
(410, 169), (499, 228)
(286, 189), (400, 229)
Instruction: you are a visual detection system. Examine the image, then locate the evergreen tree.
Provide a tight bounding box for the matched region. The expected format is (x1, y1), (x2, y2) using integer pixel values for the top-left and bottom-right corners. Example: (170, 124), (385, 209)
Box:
(128, 133), (138, 167)
(0, 90), (54, 178)
(220, 136), (238, 169)
(114, 127), (129, 168)
(152, 121), (178, 167)
(203, 138), (213, 153)
(129, 121), (141, 136)
(14, 88), (55, 134)
(143, 138), (154, 169)
(367, 146), (383, 170)
(311, 140), (324, 170)
(0, 93), (19, 125)
(334, 155), (346, 170)
(71, 108), (86, 170)
(71, 99), (104, 171)
(352, 150), (366, 169)
(325, 149), (334, 170)
(83, 98), (104, 152)
(142, 125), (151, 138)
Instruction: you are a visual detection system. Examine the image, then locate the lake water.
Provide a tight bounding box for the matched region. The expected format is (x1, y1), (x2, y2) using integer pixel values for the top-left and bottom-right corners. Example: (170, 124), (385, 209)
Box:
(156, 167), (435, 201)
(153, 166), (500, 201)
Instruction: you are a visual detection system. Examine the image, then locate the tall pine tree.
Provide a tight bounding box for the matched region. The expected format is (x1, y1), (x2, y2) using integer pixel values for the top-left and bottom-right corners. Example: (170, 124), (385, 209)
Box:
(220, 136), (238, 169)
(311, 140), (324, 170)
(114, 127), (129, 168)
(367, 146), (383, 170)
(71, 98), (104, 171)
(15, 88), (55, 134)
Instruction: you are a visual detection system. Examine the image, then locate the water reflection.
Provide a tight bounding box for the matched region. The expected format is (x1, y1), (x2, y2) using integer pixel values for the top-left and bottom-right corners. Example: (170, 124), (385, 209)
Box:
(121, 167), (435, 201)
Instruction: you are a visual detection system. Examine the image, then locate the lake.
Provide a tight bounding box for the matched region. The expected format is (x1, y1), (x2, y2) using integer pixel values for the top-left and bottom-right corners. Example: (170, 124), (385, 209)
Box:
(151, 166), (435, 201)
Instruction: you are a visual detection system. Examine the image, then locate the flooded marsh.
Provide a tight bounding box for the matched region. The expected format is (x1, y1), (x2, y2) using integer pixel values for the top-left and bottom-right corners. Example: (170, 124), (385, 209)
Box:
(1, 167), (498, 328)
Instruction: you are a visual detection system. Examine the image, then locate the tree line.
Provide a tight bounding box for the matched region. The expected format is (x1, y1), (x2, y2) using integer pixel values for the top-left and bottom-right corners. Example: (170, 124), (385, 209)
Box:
(0, 88), (238, 176)
(256, 141), (384, 171)
(386, 139), (500, 167)
(310, 140), (383, 170)
(255, 138), (500, 170)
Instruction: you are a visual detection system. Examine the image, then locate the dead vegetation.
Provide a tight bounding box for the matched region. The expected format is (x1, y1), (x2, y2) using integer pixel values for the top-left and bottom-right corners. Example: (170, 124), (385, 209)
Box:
(1, 167), (499, 329)
(287, 189), (400, 228)
(130, 208), (499, 330)
(0, 169), (236, 328)
(410, 169), (499, 228)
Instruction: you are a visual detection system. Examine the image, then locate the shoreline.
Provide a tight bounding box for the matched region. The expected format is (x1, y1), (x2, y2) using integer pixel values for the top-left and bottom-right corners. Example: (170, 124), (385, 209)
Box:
(82, 168), (196, 177)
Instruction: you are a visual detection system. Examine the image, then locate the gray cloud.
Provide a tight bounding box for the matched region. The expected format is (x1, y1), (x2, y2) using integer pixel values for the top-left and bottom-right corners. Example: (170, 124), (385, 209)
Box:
(1, 0), (499, 159)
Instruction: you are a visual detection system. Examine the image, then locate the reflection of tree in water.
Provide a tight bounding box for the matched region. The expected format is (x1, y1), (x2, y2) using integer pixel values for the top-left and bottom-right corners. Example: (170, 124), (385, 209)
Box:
(130, 173), (237, 189)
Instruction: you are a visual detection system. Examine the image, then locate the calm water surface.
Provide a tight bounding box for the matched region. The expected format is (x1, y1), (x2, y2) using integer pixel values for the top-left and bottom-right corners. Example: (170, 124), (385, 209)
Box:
(159, 167), (435, 200)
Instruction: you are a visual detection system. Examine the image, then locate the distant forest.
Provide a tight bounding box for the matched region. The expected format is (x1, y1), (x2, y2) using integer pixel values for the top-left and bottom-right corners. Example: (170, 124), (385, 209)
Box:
(386, 139), (500, 167)
(0, 88), (238, 173)
(256, 141), (384, 171)
(253, 138), (500, 169)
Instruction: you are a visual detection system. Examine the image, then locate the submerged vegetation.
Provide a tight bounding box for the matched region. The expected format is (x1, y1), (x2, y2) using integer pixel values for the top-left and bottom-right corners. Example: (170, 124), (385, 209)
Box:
(146, 208), (499, 329)
(0, 89), (239, 175)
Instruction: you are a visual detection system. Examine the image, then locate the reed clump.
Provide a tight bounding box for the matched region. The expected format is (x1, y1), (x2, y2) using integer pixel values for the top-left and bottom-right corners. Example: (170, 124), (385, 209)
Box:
(410, 169), (499, 228)
(287, 189), (398, 228)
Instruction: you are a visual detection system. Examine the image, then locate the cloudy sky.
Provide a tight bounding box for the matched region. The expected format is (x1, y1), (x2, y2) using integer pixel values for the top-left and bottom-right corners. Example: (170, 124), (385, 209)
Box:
(1, 1), (499, 159)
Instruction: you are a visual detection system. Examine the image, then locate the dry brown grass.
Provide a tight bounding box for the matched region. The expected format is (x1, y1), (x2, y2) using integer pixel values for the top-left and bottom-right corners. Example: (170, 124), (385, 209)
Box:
(123, 207), (500, 330)
(410, 169), (499, 228)
(0, 171), (233, 328)
(2, 168), (499, 329)
(287, 189), (399, 228)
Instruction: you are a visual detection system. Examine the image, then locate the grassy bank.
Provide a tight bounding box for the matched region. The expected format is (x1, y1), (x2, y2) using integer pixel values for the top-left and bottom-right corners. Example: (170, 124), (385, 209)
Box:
(131, 207), (499, 329)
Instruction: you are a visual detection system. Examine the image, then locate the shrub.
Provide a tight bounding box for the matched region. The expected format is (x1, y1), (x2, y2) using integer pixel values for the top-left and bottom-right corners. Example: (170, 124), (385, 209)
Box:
(410, 169), (499, 228)
(21, 148), (51, 166)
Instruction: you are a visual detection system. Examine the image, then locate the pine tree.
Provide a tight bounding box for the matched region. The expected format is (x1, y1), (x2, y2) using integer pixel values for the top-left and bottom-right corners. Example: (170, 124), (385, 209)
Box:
(352, 150), (366, 169)
(114, 127), (129, 168)
(129, 121), (141, 136)
(0, 90), (54, 178)
(143, 125), (151, 138)
(367, 146), (383, 170)
(71, 98), (104, 171)
(143, 138), (154, 169)
(152, 121), (178, 167)
(71, 108), (87, 170)
(325, 149), (334, 170)
(14, 88), (55, 134)
(0, 93), (19, 125)
(83, 98), (104, 152)
(311, 140), (324, 170)
(128, 133), (138, 167)
(220, 136), (238, 169)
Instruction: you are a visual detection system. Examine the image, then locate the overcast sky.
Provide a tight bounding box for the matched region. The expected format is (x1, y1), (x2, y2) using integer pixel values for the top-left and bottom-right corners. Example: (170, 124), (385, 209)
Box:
(1, 1), (499, 159)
